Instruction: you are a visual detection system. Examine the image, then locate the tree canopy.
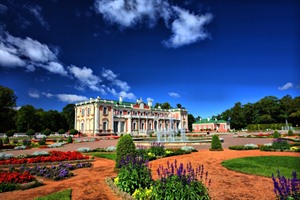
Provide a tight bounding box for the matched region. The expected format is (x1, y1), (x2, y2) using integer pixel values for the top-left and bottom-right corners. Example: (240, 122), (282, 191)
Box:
(0, 85), (17, 132)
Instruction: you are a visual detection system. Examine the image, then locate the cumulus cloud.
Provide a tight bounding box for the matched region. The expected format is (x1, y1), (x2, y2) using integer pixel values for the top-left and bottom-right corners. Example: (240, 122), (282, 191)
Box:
(163, 7), (212, 48)
(24, 4), (49, 30)
(68, 65), (102, 91)
(94, 0), (212, 47)
(169, 92), (180, 98)
(42, 92), (54, 98)
(102, 68), (130, 91)
(278, 82), (293, 90)
(0, 44), (25, 67)
(28, 89), (40, 98)
(119, 91), (136, 100)
(56, 94), (88, 103)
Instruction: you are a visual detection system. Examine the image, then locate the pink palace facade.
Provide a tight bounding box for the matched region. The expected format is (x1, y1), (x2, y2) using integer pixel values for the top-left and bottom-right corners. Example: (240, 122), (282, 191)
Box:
(74, 96), (188, 136)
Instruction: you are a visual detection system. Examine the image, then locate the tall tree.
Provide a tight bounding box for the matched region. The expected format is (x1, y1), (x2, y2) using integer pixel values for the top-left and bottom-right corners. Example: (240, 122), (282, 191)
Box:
(16, 105), (37, 132)
(0, 85), (17, 132)
(62, 104), (75, 130)
(188, 114), (196, 131)
(161, 102), (171, 109)
(230, 102), (246, 130)
(176, 104), (182, 108)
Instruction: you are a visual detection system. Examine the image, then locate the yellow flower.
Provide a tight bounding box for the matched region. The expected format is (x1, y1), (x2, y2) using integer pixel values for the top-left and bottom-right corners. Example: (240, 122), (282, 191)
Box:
(290, 146), (299, 151)
(147, 152), (155, 158)
(114, 177), (119, 185)
(165, 150), (173, 155)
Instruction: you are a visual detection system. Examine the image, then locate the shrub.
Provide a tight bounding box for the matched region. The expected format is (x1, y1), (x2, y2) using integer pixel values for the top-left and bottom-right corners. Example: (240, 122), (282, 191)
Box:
(26, 129), (35, 137)
(67, 136), (73, 143)
(39, 137), (46, 145)
(272, 170), (300, 200)
(229, 145), (259, 150)
(288, 130), (294, 136)
(272, 138), (290, 150)
(115, 134), (136, 168)
(0, 153), (13, 160)
(116, 155), (152, 195)
(42, 128), (51, 136)
(152, 160), (211, 200)
(181, 146), (197, 152)
(210, 135), (223, 151)
(22, 140), (31, 146)
(259, 145), (273, 151)
(148, 142), (165, 157)
(6, 129), (15, 137)
(58, 129), (65, 135)
(69, 129), (78, 135)
(273, 130), (280, 138)
(14, 145), (26, 150)
(4, 137), (9, 144)
(106, 146), (117, 152)
(77, 147), (91, 153)
(0, 139), (2, 148)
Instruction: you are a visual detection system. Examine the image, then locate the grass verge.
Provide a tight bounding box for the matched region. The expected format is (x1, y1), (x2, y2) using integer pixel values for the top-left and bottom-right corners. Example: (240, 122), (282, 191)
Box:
(221, 156), (300, 178)
(87, 152), (116, 160)
(35, 188), (72, 200)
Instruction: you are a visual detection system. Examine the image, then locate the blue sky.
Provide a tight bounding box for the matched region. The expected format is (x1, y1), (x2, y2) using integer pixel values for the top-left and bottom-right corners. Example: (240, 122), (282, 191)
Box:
(0, 0), (299, 118)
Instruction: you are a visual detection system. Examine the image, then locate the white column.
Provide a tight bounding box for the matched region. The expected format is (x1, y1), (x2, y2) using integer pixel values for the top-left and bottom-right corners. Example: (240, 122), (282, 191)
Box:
(74, 107), (77, 130)
(94, 104), (99, 135)
(118, 121), (120, 133)
(128, 118), (131, 133)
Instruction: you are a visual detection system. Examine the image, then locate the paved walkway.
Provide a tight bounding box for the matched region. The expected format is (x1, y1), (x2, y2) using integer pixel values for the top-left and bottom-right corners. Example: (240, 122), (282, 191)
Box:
(2, 133), (277, 156)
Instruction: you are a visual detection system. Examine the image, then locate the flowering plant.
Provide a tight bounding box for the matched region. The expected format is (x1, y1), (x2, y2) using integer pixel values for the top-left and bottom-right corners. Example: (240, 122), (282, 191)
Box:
(272, 170), (300, 199)
(0, 171), (35, 184)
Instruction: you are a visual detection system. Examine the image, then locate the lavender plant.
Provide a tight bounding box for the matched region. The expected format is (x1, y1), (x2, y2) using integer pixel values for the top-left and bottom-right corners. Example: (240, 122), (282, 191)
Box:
(272, 139), (290, 150)
(272, 170), (300, 200)
(152, 160), (211, 200)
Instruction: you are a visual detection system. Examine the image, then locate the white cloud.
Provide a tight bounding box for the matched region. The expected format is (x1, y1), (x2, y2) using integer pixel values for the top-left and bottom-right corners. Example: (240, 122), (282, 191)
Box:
(119, 91), (136, 100)
(0, 45), (25, 67)
(0, 4), (8, 14)
(163, 7), (212, 48)
(68, 65), (102, 91)
(24, 4), (49, 30)
(95, 0), (212, 47)
(278, 82), (293, 90)
(56, 94), (88, 103)
(42, 61), (67, 76)
(102, 68), (130, 91)
(147, 97), (154, 102)
(28, 89), (40, 98)
(42, 92), (54, 98)
(169, 92), (180, 98)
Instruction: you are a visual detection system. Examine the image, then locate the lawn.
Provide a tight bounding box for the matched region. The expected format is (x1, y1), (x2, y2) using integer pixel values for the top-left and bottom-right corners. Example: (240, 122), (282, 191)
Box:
(221, 156), (300, 178)
(35, 188), (72, 200)
(87, 152), (116, 160)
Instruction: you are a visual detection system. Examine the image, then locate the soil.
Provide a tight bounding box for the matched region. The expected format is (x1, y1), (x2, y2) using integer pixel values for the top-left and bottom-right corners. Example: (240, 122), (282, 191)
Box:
(0, 149), (299, 200)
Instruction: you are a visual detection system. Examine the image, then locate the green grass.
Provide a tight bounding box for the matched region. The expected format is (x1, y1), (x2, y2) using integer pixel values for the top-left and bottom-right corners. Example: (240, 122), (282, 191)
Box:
(87, 152), (116, 160)
(35, 188), (72, 200)
(221, 156), (300, 178)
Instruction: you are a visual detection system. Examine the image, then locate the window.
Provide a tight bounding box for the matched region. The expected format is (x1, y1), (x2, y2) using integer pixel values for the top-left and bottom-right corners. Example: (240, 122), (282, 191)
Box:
(87, 108), (90, 115)
(120, 111), (123, 115)
(103, 121), (108, 130)
(81, 109), (85, 116)
(103, 107), (108, 115)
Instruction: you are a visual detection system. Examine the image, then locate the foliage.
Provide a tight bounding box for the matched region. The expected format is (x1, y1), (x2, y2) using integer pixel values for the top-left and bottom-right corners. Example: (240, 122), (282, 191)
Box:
(221, 156), (300, 178)
(35, 188), (72, 200)
(58, 129), (65, 135)
(229, 145), (259, 150)
(42, 128), (52, 136)
(0, 139), (2, 148)
(288, 130), (294, 136)
(22, 139), (31, 146)
(152, 160), (211, 200)
(3, 137), (9, 144)
(6, 129), (16, 137)
(87, 152), (116, 160)
(26, 129), (35, 137)
(0, 85), (17, 132)
(77, 147), (91, 153)
(106, 146), (117, 152)
(67, 136), (73, 143)
(116, 155), (152, 195)
(247, 124), (290, 131)
(272, 170), (300, 200)
(132, 187), (153, 200)
(39, 137), (46, 145)
(210, 135), (223, 151)
(272, 138), (290, 150)
(148, 142), (165, 157)
(69, 129), (78, 135)
(62, 104), (75, 130)
(188, 114), (196, 132)
(115, 134), (136, 168)
(0, 171), (35, 184)
(273, 130), (280, 138)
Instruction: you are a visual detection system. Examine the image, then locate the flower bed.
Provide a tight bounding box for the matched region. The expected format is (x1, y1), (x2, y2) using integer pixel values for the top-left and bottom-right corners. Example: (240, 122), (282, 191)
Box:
(0, 151), (89, 165)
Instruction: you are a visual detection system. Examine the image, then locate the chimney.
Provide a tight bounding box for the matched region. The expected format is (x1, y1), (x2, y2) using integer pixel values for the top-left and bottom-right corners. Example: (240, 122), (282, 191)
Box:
(147, 99), (153, 107)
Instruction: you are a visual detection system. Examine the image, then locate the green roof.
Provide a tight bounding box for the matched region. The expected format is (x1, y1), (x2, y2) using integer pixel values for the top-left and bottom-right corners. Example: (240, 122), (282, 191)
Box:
(193, 119), (227, 124)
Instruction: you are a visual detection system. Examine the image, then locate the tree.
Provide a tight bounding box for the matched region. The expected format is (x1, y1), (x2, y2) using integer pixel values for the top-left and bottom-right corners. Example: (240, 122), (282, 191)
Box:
(16, 105), (37, 132)
(161, 102), (171, 109)
(188, 114), (196, 131)
(154, 103), (162, 108)
(230, 102), (247, 130)
(62, 104), (75, 130)
(0, 85), (17, 132)
(176, 104), (182, 109)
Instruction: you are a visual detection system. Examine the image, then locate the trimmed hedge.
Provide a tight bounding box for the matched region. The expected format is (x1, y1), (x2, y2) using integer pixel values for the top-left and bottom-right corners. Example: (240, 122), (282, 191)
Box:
(115, 134), (136, 168)
(229, 146), (259, 150)
(210, 135), (223, 151)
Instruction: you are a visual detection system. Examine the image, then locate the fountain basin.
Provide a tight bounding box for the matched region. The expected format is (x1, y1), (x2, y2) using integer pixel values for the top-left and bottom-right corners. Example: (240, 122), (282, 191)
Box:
(134, 138), (224, 146)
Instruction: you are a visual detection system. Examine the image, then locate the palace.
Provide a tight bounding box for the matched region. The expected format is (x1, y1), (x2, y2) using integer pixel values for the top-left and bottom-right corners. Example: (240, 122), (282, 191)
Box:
(74, 96), (188, 136)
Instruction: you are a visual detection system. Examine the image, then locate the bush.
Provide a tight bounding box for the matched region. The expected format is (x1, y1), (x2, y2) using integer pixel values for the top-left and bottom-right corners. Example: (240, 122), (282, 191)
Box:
(6, 129), (16, 137)
(4, 137), (9, 144)
(26, 129), (35, 137)
(272, 138), (290, 150)
(229, 145), (259, 150)
(116, 155), (152, 195)
(67, 136), (73, 143)
(77, 147), (91, 153)
(273, 130), (280, 138)
(148, 142), (165, 157)
(39, 137), (46, 145)
(210, 135), (223, 151)
(58, 129), (65, 135)
(288, 130), (294, 136)
(69, 129), (78, 135)
(115, 134), (136, 168)
(22, 140), (31, 146)
(42, 128), (51, 136)
(152, 160), (210, 199)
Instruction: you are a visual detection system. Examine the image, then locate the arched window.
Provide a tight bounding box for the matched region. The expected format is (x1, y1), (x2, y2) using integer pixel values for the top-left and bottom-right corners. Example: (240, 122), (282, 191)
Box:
(81, 109), (85, 116)
(103, 107), (108, 115)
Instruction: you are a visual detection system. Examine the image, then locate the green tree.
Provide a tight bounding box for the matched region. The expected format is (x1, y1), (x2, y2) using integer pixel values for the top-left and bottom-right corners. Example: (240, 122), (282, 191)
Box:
(210, 135), (223, 151)
(115, 134), (136, 168)
(161, 102), (171, 109)
(176, 104), (182, 108)
(188, 114), (196, 131)
(230, 102), (246, 130)
(62, 104), (75, 130)
(154, 103), (162, 108)
(0, 85), (17, 132)
(16, 105), (37, 132)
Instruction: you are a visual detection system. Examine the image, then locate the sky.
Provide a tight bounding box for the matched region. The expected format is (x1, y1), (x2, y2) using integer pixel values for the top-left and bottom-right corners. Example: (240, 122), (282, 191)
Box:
(0, 0), (299, 118)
